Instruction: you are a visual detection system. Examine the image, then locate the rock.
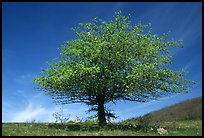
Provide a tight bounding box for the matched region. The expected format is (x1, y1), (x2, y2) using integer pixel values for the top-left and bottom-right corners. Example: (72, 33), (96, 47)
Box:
(157, 128), (168, 135)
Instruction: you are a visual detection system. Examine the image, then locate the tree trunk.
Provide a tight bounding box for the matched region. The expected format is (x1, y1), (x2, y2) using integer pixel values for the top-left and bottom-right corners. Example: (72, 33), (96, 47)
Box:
(97, 97), (107, 126)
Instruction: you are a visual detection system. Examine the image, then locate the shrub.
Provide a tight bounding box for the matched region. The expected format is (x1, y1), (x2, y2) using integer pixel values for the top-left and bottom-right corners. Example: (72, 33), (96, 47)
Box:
(48, 123), (81, 131)
(79, 120), (99, 131)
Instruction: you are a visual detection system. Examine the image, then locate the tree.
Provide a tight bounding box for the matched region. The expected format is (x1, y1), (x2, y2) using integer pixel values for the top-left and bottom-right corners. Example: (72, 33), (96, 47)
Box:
(33, 11), (195, 126)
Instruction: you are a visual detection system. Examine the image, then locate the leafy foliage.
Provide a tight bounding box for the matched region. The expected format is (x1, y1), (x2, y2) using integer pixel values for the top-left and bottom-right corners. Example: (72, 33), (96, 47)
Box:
(33, 11), (195, 125)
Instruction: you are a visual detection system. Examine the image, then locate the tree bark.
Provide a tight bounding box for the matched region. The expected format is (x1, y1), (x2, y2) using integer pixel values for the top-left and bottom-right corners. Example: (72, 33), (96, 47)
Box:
(97, 96), (107, 126)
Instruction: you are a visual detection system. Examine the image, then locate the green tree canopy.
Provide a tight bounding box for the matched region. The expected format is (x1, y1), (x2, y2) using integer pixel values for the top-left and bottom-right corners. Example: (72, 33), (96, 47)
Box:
(33, 11), (195, 126)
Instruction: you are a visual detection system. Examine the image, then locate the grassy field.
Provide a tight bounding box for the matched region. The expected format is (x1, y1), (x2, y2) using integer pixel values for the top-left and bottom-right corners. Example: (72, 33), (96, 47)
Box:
(2, 120), (202, 136)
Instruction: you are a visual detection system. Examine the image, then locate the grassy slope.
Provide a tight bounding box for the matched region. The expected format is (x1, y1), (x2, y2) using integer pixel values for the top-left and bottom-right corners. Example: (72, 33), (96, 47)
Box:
(126, 96), (202, 123)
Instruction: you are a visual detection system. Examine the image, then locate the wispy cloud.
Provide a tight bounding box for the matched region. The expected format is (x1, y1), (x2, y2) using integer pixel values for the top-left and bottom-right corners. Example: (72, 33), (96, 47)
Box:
(184, 62), (192, 71)
(15, 73), (36, 86)
(16, 89), (28, 99)
(10, 102), (89, 122)
(183, 55), (200, 71)
(176, 8), (201, 42)
(3, 101), (11, 109)
(12, 102), (46, 122)
(4, 72), (90, 123)
(5, 90), (89, 122)
(114, 94), (180, 121)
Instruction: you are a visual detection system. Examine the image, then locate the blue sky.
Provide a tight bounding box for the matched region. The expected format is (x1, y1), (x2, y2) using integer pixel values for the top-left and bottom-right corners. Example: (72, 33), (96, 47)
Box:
(2, 2), (202, 122)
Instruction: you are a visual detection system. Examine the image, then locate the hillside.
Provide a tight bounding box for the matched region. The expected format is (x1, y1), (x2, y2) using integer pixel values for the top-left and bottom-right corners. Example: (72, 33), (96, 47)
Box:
(126, 96), (202, 123)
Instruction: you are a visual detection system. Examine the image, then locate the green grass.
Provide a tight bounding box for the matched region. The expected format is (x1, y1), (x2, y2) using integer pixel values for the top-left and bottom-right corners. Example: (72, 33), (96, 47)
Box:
(154, 120), (202, 136)
(2, 120), (202, 136)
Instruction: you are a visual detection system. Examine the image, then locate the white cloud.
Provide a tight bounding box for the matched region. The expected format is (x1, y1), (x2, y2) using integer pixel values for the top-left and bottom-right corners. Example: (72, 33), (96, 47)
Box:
(7, 91), (89, 123)
(183, 55), (199, 71)
(9, 91), (55, 122)
(15, 73), (36, 86)
(3, 78), (90, 123)
(3, 101), (11, 109)
(184, 62), (192, 71)
(114, 94), (179, 121)
(16, 89), (29, 99)
(12, 103), (46, 122)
